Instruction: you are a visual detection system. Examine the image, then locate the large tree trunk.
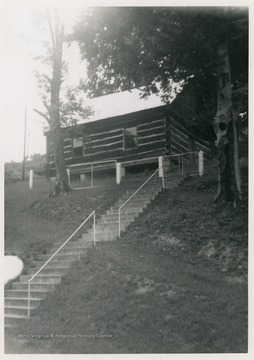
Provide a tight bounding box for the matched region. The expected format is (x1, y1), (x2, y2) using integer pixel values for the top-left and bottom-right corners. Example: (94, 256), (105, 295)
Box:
(213, 40), (241, 205)
(48, 12), (70, 195)
(52, 121), (70, 195)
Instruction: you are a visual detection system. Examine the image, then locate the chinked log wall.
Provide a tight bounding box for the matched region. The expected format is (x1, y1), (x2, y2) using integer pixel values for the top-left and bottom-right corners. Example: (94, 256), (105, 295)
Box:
(47, 107), (212, 175)
(48, 110), (167, 174)
(169, 116), (212, 159)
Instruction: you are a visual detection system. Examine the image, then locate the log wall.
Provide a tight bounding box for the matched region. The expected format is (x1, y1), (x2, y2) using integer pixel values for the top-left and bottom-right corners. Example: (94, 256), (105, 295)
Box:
(46, 105), (212, 176)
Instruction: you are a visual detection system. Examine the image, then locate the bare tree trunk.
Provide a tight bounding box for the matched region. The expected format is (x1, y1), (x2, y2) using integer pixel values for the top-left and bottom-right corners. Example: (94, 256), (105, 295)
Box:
(232, 91), (245, 195)
(213, 40), (240, 206)
(48, 11), (70, 195)
(52, 121), (70, 195)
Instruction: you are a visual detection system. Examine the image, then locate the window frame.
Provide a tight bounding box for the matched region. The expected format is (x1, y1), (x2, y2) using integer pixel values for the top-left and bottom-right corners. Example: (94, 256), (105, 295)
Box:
(123, 126), (138, 150)
(72, 136), (84, 158)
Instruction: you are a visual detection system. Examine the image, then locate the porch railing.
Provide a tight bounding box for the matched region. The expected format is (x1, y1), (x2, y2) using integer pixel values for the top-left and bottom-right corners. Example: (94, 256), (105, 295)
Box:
(27, 211), (96, 318)
(68, 160), (117, 187)
(165, 151), (198, 175)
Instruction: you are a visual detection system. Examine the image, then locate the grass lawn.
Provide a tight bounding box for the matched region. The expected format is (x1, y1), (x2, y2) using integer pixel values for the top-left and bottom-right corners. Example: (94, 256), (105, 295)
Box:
(4, 176), (133, 267)
(4, 170), (248, 353)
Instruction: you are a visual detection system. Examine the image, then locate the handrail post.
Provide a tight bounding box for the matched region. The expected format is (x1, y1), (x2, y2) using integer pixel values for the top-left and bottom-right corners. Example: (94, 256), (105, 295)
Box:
(118, 209), (121, 238)
(67, 168), (70, 187)
(93, 211), (96, 246)
(91, 163), (94, 187)
(162, 166), (165, 189)
(28, 281), (31, 319)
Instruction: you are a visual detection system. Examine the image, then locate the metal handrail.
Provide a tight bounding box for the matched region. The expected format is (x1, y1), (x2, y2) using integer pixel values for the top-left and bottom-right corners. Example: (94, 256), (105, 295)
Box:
(68, 159), (117, 170)
(118, 165), (164, 237)
(27, 211), (96, 318)
(121, 155), (160, 166)
(165, 151), (198, 175)
(166, 151), (198, 157)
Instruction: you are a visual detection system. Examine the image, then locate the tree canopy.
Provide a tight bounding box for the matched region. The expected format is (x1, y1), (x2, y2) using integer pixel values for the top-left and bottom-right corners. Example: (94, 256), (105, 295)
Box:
(73, 7), (247, 102)
(73, 6), (248, 204)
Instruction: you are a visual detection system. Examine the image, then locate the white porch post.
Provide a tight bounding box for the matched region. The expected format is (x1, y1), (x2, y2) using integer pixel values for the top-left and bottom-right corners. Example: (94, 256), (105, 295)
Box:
(158, 156), (164, 177)
(67, 168), (71, 186)
(116, 162), (122, 184)
(158, 156), (165, 189)
(29, 170), (33, 190)
(198, 151), (204, 176)
(80, 174), (85, 183)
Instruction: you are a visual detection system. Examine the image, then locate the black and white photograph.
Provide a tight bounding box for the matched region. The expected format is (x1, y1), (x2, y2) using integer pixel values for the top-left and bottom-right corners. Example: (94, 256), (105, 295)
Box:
(1, 0), (250, 356)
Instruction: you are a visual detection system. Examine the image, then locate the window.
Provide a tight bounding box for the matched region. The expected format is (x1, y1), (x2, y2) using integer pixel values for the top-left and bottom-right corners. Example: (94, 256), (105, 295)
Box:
(73, 137), (83, 157)
(124, 127), (138, 149)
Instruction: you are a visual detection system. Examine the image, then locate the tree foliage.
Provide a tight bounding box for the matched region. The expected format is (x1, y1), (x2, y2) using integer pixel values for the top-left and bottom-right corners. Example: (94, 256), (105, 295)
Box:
(73, 6), (248, 204)
(5, 154), (47, 183)
(73, 7), (247, 99)
(33, 8), (93, 195)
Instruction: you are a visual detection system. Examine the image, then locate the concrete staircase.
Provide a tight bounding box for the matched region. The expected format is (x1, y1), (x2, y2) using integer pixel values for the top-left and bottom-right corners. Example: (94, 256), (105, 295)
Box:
(4, 172), (184, 328)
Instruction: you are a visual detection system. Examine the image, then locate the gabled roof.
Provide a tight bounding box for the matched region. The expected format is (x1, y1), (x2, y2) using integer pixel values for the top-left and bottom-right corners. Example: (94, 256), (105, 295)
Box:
(78, 89), (169, 125)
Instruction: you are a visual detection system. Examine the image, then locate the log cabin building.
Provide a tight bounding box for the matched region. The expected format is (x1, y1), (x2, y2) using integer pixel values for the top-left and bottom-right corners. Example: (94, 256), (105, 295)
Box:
(45, 83), (215, 178)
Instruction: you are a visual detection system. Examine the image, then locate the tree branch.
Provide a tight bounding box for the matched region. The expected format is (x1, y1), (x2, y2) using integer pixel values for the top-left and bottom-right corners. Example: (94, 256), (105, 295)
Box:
(33, 108), (50, 123)
(47, 9), (55, 49)
(43, 100), (51, 112)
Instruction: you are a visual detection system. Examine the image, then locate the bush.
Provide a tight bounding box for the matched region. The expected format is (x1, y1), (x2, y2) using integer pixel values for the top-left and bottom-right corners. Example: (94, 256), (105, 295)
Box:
(4, 154), (47, 183)
(4, 162), (22, 183)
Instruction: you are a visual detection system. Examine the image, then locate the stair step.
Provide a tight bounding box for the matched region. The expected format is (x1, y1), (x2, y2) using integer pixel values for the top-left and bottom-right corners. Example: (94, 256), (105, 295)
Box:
(5, 323), (13, 329)
(88, 227), (120, 234)
(26, 267), (69, 276)
(53, 240), (94, 249)
(119, 194), (155, 201)
(5, 297), (42, 307)
(85, 234), (117, 242)
(32, 260), (73, 268)
(91, 224), (128, 232)
(5, 305), (37, 316)
(125, 189), (159, 196)
(80, 234), (96, 242)
(113, 200), (147, 206)
(11, 282), (57, 291)
(110, 205), (145, 212)
(99, 217), (134, 224)
(5, 314), (29, 326)
(94, 220), (129, 227)
(116, 198), (152, 206)
(38, 253), (81, 262)
(19, 274), (62, 283)
(5, 289), (49, 299)
(101, 213), (136, 221)
(106, 207), (143, 215)
(92, 232), (119, 242)
(48, 247), (88, 255)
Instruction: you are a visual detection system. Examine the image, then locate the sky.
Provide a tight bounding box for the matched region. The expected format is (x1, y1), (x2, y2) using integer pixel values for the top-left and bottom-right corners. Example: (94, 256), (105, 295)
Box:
(0, 0), (168, 163)
(0, 0), (88, 163)
(0, 0), (251, 163)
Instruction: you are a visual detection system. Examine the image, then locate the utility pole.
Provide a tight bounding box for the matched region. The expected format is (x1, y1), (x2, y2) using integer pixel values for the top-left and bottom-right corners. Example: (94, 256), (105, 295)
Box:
(22, 106), (27, 181)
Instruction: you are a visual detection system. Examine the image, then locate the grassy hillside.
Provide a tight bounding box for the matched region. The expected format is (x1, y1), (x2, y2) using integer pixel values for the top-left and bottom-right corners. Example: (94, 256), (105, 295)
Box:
(5, 177), (134, 268)
(5, 170), (248, 353)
